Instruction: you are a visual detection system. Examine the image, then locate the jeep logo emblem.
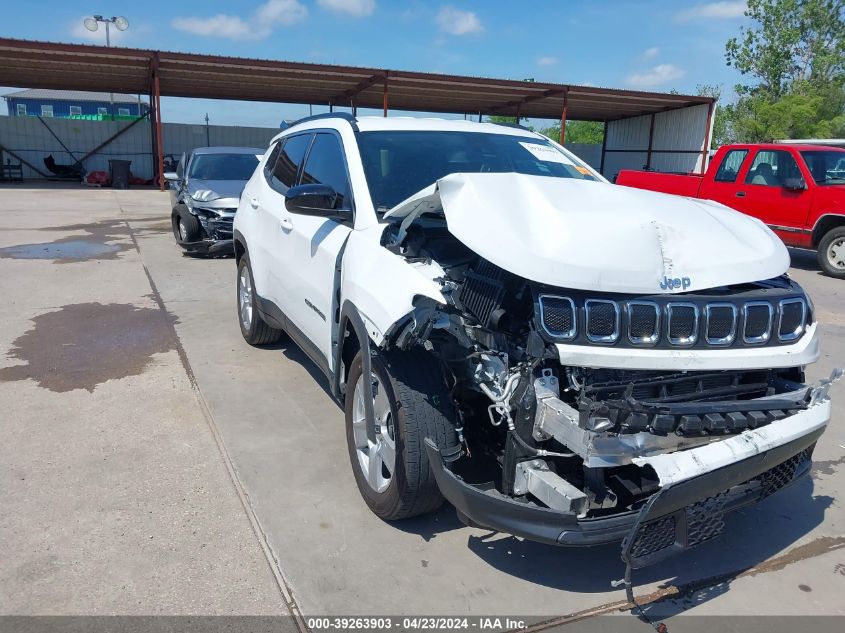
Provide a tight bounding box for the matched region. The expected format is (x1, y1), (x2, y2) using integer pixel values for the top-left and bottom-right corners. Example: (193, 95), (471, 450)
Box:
(660, 276), (691, 291)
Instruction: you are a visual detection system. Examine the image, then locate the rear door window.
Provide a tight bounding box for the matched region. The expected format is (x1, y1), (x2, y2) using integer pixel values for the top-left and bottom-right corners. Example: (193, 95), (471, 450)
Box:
(713, 149), (748, 182)
(263, 141), (282, 179)
(299, 133), (352, 209)
(270, 134), (312, 193)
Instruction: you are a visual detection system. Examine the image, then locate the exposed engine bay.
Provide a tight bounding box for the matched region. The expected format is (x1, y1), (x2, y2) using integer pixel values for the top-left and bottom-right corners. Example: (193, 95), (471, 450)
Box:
(380, 215), (825, 523)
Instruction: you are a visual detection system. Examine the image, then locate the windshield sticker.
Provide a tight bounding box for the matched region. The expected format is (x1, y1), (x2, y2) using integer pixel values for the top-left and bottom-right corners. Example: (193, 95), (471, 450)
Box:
(519, 142), (575, 165)
(575, 165), (592, 175)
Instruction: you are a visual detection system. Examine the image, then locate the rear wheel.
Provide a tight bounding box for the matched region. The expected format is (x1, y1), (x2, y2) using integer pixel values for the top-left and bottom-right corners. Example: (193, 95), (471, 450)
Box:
(236, 254), (282, 345)
(345, 348), (457, 520)
(817, 227), (845, 279)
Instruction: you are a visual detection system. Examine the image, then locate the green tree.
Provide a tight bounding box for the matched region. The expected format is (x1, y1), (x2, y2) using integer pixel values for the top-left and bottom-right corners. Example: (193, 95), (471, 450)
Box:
(726, 0), (845, 98)
(722, 0), (845, 141)
(696, 84), (734, 147)
(485, 115), (534, 131)
(537, 120), (604, 144)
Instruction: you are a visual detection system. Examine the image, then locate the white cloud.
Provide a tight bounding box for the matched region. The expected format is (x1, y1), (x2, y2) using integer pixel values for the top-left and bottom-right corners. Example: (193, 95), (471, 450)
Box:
(172, 15), (256, 40)
(537, 56), (558, 67)
(675, 1), (746, 22)
(317, 0), (375, 17)
(625, 63), (686, 88)
(436, 6), (483, 36)
(640, 47), (660, 61)
(172, 0), (307, 41)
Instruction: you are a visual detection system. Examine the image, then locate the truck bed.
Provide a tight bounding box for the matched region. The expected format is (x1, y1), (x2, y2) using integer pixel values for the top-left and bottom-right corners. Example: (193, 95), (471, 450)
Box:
(616, 170), (703, 197)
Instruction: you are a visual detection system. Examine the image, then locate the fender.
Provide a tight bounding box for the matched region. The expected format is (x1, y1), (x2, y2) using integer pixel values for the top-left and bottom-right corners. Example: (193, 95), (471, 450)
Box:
(233, 228), (248, 261)
(334, 300), (376, 442)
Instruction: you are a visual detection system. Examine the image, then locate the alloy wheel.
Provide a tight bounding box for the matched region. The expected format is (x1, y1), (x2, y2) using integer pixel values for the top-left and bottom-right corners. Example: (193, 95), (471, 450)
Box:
(238, 267), (253, 330)
(351, 372), (396, 493)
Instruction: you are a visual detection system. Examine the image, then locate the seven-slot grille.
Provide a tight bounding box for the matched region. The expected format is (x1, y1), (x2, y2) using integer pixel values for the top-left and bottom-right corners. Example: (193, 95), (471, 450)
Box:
(538, 294), (809, 348)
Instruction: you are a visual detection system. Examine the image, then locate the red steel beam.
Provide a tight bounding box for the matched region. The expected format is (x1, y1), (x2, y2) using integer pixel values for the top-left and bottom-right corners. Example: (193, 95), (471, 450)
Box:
(383, 73), (388, 117)
(560, 89), (569, 144)
(152, 55), (165, 192)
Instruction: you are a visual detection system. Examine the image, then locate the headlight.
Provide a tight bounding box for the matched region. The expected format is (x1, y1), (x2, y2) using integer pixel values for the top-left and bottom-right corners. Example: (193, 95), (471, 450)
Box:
(192, 189), (220, 202)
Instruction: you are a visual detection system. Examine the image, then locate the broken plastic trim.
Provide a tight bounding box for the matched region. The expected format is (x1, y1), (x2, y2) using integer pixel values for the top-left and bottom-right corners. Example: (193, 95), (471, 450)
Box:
(633, 369), (840, 486)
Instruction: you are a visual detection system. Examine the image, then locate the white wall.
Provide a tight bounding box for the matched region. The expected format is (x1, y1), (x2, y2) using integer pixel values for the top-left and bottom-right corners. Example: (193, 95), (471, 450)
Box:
(602, 103), (712, 180)
(0, 116), (279, 180)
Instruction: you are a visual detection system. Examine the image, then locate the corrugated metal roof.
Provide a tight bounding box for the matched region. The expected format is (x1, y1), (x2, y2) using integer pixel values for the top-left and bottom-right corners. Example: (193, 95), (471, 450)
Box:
(0, 38), (713, 122)
(2, 88), (147, 104)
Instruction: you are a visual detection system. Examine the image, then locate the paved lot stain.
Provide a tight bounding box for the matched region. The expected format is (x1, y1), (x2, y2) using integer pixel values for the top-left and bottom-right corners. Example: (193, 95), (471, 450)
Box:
(0, 302), (178, 392)
(811, 454), (845, 477)
(0, 220), (131, 263)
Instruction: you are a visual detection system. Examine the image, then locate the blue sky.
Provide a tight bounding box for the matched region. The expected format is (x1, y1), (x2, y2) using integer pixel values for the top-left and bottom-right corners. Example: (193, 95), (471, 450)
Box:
(1, 1), (752, 127)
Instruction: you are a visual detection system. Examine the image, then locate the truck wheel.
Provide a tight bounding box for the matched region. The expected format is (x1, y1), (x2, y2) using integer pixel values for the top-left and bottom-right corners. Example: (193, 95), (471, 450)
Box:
(236, 254), (282, 345)
(345, 347), (457, 520)
(173, 207), (201, 243)
(817, 227), (845, 279)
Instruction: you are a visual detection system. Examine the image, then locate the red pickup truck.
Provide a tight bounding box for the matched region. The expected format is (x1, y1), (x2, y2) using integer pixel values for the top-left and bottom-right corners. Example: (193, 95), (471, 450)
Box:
(616, 143), (845, 278)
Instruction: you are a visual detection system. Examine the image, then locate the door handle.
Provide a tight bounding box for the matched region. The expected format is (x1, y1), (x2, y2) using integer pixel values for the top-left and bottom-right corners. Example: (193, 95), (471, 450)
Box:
(279, 216), (293, 230)
(735, 191), (746, 197)
(249, 196), (259, 208)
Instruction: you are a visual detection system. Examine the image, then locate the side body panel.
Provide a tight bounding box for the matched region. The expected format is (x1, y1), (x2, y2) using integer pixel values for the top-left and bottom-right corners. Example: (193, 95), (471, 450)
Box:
(235, 146), (276, 299)
(615, 170), (703, 196)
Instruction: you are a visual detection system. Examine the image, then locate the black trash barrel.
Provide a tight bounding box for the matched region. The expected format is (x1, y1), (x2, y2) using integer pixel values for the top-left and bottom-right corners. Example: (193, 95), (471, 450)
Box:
(108, 159), (132, 189)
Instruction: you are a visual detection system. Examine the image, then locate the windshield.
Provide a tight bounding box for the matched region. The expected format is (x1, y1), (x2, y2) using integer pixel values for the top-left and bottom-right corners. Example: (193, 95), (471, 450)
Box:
(356, 131), (599, 210)
(800, 150), (845, 185)
(188, 153), (259, 180)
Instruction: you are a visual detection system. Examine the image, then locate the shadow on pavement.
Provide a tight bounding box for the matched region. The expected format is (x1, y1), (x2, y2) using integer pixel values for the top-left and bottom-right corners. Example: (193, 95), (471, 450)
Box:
(456, 477), (831, 609)
(788, 247), (823, 273)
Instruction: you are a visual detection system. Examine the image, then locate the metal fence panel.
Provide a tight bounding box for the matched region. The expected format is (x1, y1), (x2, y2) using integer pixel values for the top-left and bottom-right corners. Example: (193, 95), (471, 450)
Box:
(0, 116), (280, 180)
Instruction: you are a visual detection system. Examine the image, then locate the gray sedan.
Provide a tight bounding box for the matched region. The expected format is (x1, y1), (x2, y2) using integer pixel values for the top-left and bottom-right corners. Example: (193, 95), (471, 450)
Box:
(165, 146), (263, 256)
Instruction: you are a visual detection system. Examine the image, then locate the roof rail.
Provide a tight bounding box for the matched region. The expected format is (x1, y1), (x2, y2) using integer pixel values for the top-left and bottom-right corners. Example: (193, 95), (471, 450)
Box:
(289, 111), (358, 131)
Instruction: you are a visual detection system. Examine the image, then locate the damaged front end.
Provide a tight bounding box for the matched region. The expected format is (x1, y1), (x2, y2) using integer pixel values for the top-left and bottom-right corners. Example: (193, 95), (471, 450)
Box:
(377, 176), (838, 564)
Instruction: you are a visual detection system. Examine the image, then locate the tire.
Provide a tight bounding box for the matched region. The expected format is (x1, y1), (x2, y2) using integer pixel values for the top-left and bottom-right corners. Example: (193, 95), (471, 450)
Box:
(345, 347), (457, 520)
(236, 253), (283, 345)
(173, 206), (201, 243)
(817, 227), (845, 279)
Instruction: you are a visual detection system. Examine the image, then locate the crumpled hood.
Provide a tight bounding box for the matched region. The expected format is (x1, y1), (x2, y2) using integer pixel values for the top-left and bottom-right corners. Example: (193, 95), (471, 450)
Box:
(187, 178), (247, 203)
(384, 173), (789, 294)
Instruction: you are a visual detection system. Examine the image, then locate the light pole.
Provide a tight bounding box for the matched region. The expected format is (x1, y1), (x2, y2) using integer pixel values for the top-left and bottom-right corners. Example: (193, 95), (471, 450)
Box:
(83, 15), (129, 116)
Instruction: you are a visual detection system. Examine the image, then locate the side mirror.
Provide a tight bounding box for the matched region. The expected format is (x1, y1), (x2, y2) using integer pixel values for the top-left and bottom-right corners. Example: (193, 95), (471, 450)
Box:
(164, 172), (179, 182)
(783, 177), (806, 191)
(285, 183), (341, 217)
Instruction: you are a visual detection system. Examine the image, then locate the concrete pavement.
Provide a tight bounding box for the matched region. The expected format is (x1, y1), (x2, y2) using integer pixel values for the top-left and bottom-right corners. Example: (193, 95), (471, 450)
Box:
(0, 185), (287, 615)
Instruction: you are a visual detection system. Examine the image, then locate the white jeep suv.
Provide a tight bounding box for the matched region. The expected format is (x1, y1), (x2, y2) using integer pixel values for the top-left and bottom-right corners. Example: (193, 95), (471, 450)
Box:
(233, 114), (837, 568)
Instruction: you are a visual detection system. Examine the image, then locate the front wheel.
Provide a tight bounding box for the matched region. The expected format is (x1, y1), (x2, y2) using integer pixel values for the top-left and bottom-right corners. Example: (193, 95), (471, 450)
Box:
(344, 348), (457, 521)
(817, 227), (845, 279)
(172, 206), (201, 243)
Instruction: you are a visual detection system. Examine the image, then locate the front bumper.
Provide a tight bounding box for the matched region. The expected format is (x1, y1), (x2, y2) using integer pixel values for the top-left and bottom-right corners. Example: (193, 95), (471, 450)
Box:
(179, 238), (234, 255)
(425, 390), (831, 562)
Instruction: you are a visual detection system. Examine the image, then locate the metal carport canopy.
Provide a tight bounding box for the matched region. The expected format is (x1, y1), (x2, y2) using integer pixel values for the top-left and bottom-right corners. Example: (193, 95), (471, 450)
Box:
(0, 38), (711, 121)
